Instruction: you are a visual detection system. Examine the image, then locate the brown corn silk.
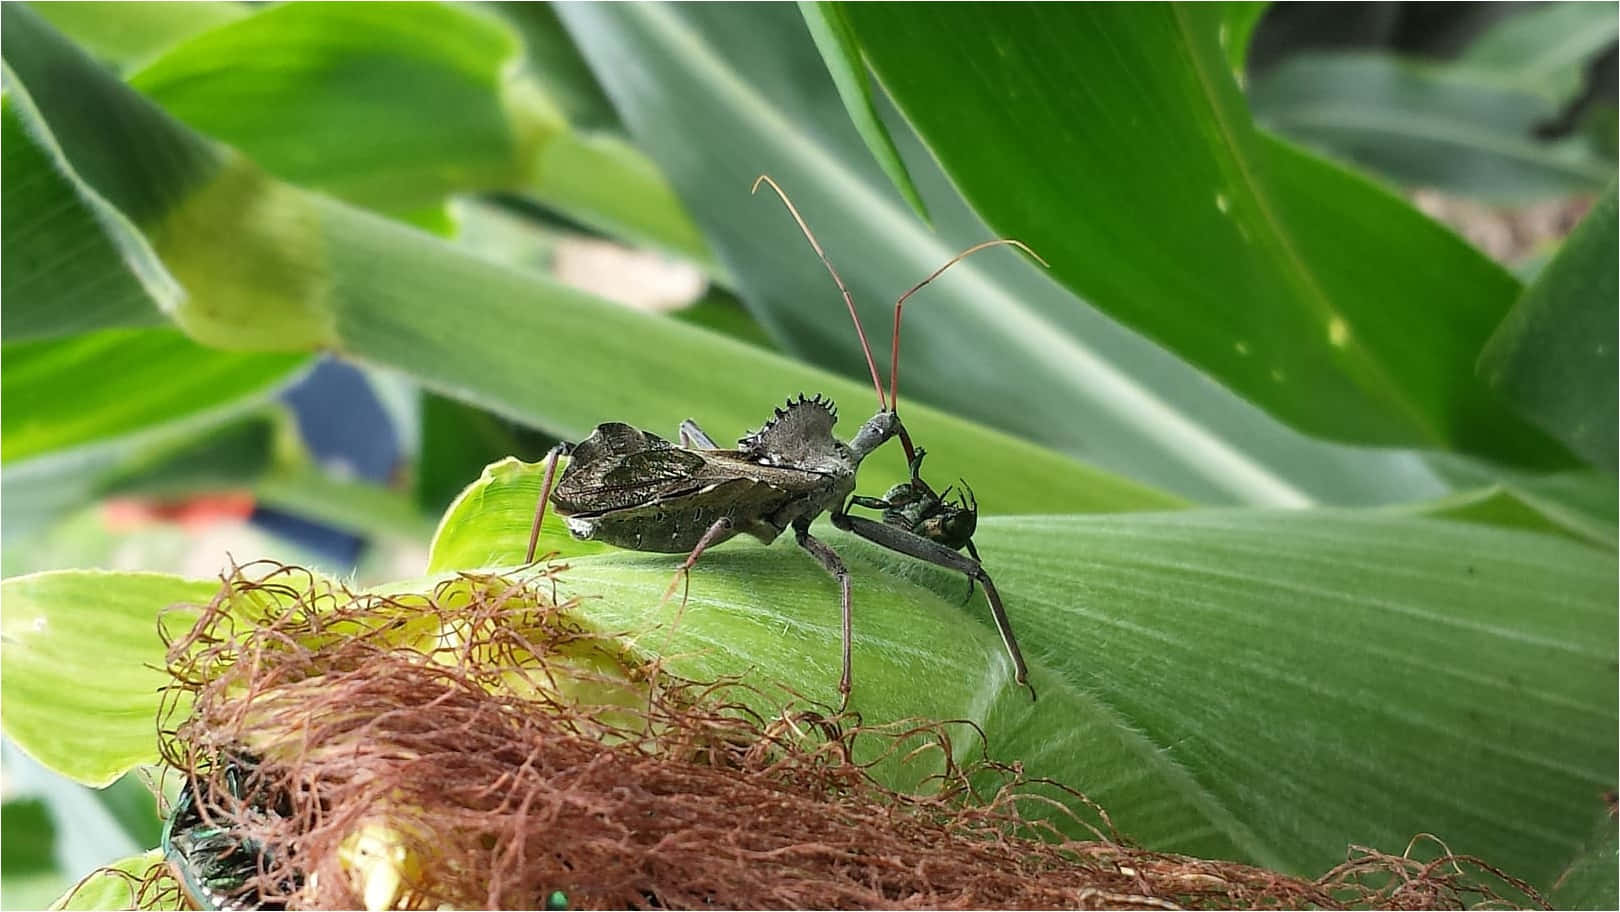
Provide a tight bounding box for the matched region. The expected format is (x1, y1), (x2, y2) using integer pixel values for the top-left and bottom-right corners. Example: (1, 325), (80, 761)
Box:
(135, 561), (1542, 910)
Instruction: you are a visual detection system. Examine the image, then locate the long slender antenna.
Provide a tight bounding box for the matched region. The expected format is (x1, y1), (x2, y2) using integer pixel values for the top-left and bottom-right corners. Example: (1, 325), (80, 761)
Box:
(753, 175), (887, 411)
(888, 239), (1048, 412)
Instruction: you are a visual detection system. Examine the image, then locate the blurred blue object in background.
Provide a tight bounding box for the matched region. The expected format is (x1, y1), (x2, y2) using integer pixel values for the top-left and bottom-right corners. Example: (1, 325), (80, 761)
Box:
(251, 357), (401, 570)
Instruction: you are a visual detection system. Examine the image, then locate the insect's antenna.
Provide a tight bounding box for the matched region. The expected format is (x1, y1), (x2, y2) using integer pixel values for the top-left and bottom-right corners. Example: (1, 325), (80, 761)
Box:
(888, 239), (1049, 411)
(753, 174), (887, 410)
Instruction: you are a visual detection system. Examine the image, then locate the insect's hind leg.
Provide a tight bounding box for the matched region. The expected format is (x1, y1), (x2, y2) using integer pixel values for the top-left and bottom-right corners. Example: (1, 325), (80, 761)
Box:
(678, 419), (719, 450)
(526, 442), (575, 563)
(830, 511), (1035, 701)
(792, 519), (854, 709)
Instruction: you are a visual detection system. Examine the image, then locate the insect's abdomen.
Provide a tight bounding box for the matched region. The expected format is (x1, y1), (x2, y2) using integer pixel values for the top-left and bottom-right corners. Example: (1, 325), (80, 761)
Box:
(564, 477), (792, 553)
(578, 502), (743, 553)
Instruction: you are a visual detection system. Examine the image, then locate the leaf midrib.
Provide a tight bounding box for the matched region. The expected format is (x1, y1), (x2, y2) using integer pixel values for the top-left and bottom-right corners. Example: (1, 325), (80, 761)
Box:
(1170, 3), (1448, 447)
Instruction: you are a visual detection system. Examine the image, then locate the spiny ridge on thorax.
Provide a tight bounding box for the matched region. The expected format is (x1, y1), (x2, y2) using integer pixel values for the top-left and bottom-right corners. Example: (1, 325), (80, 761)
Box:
(739, 393), (840, 461)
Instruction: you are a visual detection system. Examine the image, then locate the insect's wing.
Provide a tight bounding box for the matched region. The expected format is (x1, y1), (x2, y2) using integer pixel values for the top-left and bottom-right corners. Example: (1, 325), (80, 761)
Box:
(555, 423), (709, 515)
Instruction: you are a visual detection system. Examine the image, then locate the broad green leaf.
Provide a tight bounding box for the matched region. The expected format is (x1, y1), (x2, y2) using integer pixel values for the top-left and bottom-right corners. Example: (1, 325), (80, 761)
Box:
(528, 129), (717, 270)
(1550, 806), (1620, 910)
(1, 328), (306, 464)
(797, 1), (929, 222)
(1461, 2), (1620, 103)
(3, 6), (1172, 517)
(11, 477), (1614, 887)
(672, 288), (778, 351)
(1, 572), (217, 786)
(1419, 452), (1618, 549)
(319, 202), (1174, 515)
(1479, 185), (1618, 471)
(1250, 52), (1614, 203)
(488, 2), (621, 132)
(3, 9), (222, 231)
(93, 774), (164, 854)
(1, 101), (164, 340)
(1218, 2), (1269, 82)
(0, 412), (279, 548)
(414, 390), (560, 514)
(428, 457), (611, 572)
(122, 1), (715, 271)
(1, 798), (57, 875)
(127, 2), (554, 213)
(556, 2), (1459, 507)
(28, 1), (247, 72)
(1397, 478), (1617, 550)
(431, 462), (1616, 886)
(253, 469), (436, 545)
(50, 851), (175, 912)
(837, 3), (1569, 467)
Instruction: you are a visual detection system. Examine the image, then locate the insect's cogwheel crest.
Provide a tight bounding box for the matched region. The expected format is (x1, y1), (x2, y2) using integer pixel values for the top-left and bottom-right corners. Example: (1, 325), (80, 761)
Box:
(738, 393), (839, 461)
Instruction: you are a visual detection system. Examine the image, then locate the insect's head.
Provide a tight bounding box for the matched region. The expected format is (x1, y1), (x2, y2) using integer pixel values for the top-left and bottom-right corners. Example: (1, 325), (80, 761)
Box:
(921, 482), (979, 551)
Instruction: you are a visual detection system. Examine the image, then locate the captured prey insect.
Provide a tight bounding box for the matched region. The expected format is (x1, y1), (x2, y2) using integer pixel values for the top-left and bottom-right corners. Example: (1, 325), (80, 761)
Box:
(162, 752), (294, 910)
(851, 447), (982, 561)
(525, 175), (1042, 704)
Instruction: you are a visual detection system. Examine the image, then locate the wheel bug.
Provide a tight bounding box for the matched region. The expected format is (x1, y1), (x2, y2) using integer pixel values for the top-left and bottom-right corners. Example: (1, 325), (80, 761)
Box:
(525, 175), (1042, 704)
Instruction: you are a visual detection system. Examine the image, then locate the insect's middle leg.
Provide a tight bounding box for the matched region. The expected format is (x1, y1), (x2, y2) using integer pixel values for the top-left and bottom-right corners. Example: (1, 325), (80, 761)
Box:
(661, 516), (736, 603)
(678, 419), (719, 450)
(792, 518), (854, 706)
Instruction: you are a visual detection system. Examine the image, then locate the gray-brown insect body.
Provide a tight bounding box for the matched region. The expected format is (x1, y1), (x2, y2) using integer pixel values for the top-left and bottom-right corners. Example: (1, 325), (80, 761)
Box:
(551, 395), (894, 554)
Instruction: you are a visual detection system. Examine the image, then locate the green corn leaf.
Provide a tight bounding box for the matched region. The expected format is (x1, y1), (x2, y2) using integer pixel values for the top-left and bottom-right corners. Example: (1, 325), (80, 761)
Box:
(1250, 52), (1614, 204)
(1461, 2), (1620, 103)
(2, 5), (1171, 518)
(797, 1), (930, 222)
(13, 495), (1612, 890)
(50, 851), (175, 912)
(1, 572), (217, 787)
(120, 0), (714, 270)
(1479, 184), (1619, 470)
(1, 329), (305, 464)
(1549, 805), (1620, 910)
(424, 459), (1616, 889)
(556, 2), (1463, 507)
(29, 1), (247, 72)
(1, 99), (166, 340)
(836, 2), (1570, 467)
(1219, 2), (1269, 81)
(1397, 467), (1617, 550)
(9, 468), (1612, 889)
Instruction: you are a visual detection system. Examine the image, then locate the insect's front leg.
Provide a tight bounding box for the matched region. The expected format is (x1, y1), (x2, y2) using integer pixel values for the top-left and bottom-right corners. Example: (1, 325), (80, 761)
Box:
(677, 419), (719, 450)
(791, 518), (854, 709)
(526, 441), (575, 563)
(846, 494), (895, 512)
(830, 511), (1035, 701)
